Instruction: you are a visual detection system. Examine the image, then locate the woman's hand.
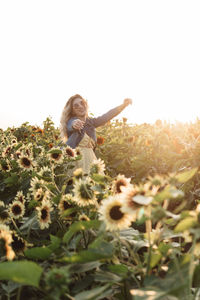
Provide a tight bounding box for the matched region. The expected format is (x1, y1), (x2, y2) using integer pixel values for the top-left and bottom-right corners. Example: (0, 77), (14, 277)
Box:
(123, 98), (132, 107)
(72, 119), (85, 131)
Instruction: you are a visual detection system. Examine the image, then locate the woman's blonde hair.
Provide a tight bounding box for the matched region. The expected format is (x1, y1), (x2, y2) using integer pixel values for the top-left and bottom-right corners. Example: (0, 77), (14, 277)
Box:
(60, 94), (88, 141)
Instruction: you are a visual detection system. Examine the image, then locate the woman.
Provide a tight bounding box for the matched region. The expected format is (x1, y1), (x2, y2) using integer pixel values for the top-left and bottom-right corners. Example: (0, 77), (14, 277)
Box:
(60, 94), (132, 174)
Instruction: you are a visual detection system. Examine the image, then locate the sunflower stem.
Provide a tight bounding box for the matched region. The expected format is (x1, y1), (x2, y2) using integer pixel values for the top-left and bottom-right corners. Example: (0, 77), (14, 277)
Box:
(145, 205), (152, 276)
(82, 230), (87, 249)
(120, 237), (142, 267)
(188, 233), (197, 295)
(16, 286), (22, 300)
(50, 165), (61, 193)
(155, 199), (168, 231)
(27, 215), (37, 240)
(11, 218), (21, 235)
(114, 231), (123, 260)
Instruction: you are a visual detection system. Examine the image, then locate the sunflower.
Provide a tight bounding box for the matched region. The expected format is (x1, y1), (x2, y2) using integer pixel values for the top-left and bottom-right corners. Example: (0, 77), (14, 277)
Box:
(30, 177), (45, 195)
(36, 128), (44, 134)
(14, 191), (25, 204)
(0, 225), (15, 260)
(9, 201), (25, 219)
(11, 232), (27, 255)
(73, 168), (83, 179)
(48, 148), (63, 164)
(142, 182), (159, 197)
(24, 147), (32, 157)
(11, 139), (17, 145)
(78, 214), (90, 221)
(64, 146), (76, 158)
(0, 201), (10, 224)
(120, 186), (144, 219)
(34, 188), (45, 202)
(34, 190), (50, 204)
(15, 150), (22, 159)
(58, 194), (75, 216)
(36, 199), (53, 230)
(98, 195), (132, 231)
(112, 174), (132, 194)
(72, 178), (96, 207)
(31, 126), (37, 132)
(18, 155), (34, 170)
(89, 158), (105, 175)
(2, 146), (12, 158)
(38, 166), (51, 178)
(75, 147), (82, 156)
(1, 159), (11, 172)
(0, 224), (11, 233)
(97, 136), (105, 145)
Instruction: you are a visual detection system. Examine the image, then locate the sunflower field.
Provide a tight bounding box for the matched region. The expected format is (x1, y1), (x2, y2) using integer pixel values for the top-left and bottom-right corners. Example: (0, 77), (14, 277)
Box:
(1, 117), (200, 299)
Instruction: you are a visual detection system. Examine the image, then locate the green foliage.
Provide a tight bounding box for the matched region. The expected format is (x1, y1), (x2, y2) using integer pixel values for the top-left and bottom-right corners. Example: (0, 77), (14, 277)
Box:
(1, 117), (200, 299)
(0, 261), (42, 287)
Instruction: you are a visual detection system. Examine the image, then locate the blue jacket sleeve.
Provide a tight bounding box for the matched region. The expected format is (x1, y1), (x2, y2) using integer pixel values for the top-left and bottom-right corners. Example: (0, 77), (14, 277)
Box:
(92, 105), (126, 128)
(67, 117), (77, 133)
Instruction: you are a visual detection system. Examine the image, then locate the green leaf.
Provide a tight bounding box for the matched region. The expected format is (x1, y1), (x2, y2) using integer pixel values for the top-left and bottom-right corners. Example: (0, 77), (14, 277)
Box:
(63, 220), (102, 244)
(154, 186), (184, 203)
(48, 235), (61, 251)
(24, 246), (52, 260)
(62, 207), (78, 217)
(175, 167), (198, 183)
(48, 149), (62, 154)
(74, 284), (110, 300)
(138, 264), (190, 299)
(154, 186), (172, 203)
(150, 252), (162, 268)
(61, 239), (113, 263)
(3, 173), (19, 187)
(0, 261), (42, 287)
(94, 270), (122, 283)
(193, 264), (200, 287)
(70, 262), (101, 273)
(108, 264), (129, 276)
(91, 173), (107, 183)
(51, 193), (62, 205)
(61, 247), (113, 263)
(174, 217), (197, 232)
(158, 242), (171, 256)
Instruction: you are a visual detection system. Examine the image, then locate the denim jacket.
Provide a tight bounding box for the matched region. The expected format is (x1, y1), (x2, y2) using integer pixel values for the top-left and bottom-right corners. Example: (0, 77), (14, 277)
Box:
(66, 104), (126, 149)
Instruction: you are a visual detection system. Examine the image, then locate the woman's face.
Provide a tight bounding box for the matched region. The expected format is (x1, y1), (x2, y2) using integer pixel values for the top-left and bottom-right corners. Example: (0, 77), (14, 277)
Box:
(72, 97), (87, 118)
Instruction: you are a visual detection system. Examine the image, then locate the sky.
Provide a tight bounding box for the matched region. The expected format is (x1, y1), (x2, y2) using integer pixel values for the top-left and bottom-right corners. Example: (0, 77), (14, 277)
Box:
(1, 0), (200, 130)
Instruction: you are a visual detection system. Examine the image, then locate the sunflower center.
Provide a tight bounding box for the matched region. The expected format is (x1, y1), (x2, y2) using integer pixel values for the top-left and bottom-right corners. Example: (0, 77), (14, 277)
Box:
(12, 205), (22, 215)
(76, 150), (81, 155)
(12, 235), (25, 252)
(97, 137), (104, 145)
(80, 184), (94, 200)
(66, 149), (74, 157)
(36, 193), (43, 200)
(26, 149), (30, 156)
(16, 152), (21, 158)
(18, 196), (23, 203)
(2, 164), (9, 171)
(41, 208), (48, 220)
(6, 147), (11, 154)
(109, 205), (124, 220)
(52, 153), (60, 159)
(63, 201), (71, 210)
(0, 210), (9, 221)
(22, 157), (31, 167)
(116, 180), (126, 193)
